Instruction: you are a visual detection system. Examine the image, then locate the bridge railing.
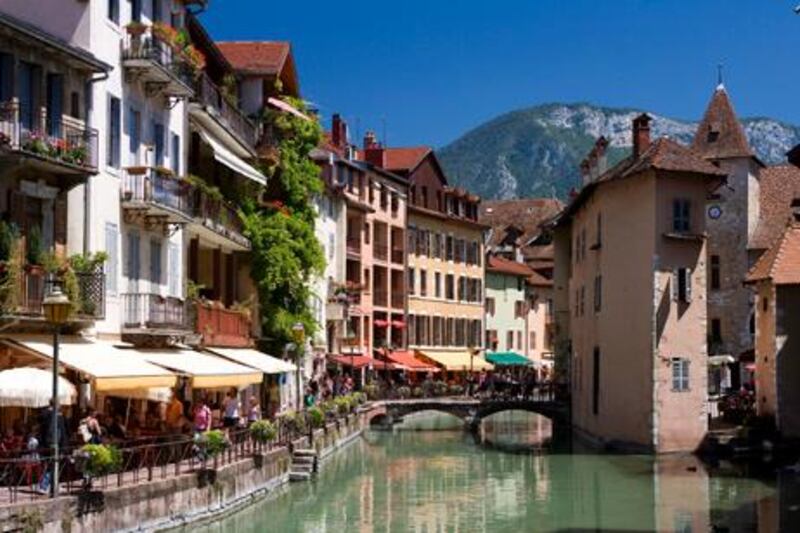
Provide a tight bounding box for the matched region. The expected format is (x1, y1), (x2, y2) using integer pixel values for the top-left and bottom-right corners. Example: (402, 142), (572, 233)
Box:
(364, 383), (556, 403)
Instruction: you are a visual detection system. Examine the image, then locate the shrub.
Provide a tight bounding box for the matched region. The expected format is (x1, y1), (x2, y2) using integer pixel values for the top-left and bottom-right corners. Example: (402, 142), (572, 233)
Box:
(307, 406), (325, 428)
(364, 384), (380, 400)
(433, 381), (449, 396)
(279, 410), (307, 434)
(352, 392), (367, 405)
(410, 386), (423, 398)
(79, 444), (122, 478)
(200, 430), (228, 457)
(449, 384), (465, 396)
(319, 400), (337, 418)
(398, 386), (411, 399)
(250, 420), (277, 443)
(334, 396), (352, 415)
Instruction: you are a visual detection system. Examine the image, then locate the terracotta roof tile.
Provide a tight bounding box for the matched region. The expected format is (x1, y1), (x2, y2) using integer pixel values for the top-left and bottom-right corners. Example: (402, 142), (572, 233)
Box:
(217, 41), (290, 75)
(480, 198), (564, 247)
(746, 222), (800, 285)
(691, 86), (754, 160)
(750, 165), (800, 251)
(487, 256), (535, 277)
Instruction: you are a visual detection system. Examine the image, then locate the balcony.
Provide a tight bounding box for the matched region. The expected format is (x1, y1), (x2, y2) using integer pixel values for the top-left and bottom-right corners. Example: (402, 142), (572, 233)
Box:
(0, 100), (99, 176)
(195, 301), (252, 348)
(122, 293), (189, 332)
(193, 73), (258, 149)
(373, 243), (389, 262)
(188, 190), (250, 251)
(121, 27), (195, 98)
(346, 238), (361, 257)
(121, 167), (193, 226)
(9, 268), (105, 321)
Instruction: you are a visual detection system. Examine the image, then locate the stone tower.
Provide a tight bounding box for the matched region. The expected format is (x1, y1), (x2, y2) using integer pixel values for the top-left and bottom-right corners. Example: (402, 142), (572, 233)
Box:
(692, 84), (762, 388)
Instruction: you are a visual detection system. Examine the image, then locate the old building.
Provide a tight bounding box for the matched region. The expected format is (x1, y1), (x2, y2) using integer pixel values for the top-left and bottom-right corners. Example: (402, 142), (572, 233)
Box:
(692, 84), (763, 392)
(746, 215), (800, 438)
(553, 114), (725, 452)
(359, 138), (489, 372)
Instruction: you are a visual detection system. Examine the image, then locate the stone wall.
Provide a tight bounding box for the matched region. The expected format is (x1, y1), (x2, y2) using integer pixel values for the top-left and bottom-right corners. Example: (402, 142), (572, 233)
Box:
(0, 413), (367, 532)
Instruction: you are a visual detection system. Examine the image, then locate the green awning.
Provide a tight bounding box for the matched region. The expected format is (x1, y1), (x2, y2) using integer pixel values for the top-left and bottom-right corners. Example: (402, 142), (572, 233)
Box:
(485, 352), (532, 366)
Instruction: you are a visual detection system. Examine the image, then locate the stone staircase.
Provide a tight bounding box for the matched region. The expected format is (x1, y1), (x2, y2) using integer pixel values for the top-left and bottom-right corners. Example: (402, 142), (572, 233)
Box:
(288, 448), (318, 482)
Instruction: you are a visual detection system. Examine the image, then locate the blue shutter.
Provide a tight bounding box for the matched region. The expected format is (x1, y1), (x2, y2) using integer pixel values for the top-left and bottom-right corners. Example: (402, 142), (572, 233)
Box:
(46, 74), (63, 137)
(104, 223), (118, 294)
(153, 122), (165, 166)
(171, 133), (180, 174)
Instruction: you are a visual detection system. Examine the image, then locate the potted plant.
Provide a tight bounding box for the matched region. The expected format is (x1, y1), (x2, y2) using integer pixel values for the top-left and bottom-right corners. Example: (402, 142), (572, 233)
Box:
(196, 430), (227, 487)
(307, 406), (325, 429)
(249, 420), (277, 468)
(74, 443), (122, 510)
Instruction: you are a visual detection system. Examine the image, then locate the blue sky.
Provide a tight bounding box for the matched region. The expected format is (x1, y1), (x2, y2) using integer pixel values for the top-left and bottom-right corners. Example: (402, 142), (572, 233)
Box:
(201, 0), (800, 148)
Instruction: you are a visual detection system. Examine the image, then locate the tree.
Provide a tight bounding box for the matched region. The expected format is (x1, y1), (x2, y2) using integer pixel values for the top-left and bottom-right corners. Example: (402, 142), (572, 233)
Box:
(242, 97), (325, 350)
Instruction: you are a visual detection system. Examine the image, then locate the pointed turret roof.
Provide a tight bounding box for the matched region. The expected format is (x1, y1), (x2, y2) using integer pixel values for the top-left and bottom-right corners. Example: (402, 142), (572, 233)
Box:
(691, 85), (755, 160)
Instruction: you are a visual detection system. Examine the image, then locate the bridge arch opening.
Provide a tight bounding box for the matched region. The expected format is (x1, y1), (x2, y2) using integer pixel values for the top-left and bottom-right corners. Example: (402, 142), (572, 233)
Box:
(395, 410), (465, 430)
(479, 410), (554, 448)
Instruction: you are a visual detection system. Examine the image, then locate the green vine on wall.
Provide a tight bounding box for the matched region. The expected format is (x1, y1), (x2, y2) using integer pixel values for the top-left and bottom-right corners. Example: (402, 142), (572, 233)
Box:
(242, 96), (325, 349)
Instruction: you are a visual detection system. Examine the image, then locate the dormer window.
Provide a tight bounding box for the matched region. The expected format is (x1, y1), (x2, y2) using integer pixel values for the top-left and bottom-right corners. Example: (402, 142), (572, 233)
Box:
(707, 122), (720, 143)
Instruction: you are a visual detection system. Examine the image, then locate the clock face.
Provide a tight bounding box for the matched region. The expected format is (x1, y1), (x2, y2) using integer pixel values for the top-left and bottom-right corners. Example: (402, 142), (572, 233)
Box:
(708, 205), (722, 220)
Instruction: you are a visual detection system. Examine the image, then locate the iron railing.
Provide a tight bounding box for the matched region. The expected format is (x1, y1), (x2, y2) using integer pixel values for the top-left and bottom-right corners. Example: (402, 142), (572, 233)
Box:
(194, 73), (258, 147)
(121, 167), (193, 216)
(190, 190), (249, 248)
(0, 100), (99, 172)
(122, 293), (188, 330)
(121, 32), (195, 91)
(15, 269), (105, 319)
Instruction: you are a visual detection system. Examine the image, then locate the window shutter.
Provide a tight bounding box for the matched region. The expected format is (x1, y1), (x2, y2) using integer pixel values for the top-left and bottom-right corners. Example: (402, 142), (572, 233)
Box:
(104, 224), (118, 294)
(54, 193), (67, 248)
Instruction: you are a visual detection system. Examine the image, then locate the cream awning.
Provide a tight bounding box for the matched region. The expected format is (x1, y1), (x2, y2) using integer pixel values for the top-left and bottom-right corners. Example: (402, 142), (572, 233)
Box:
(416, 350), (494, 372)
(136, 348), (262, 389)
(1, 336), (177, 391)
(204, 347), (297, 374)
(197, 129), (266, 185)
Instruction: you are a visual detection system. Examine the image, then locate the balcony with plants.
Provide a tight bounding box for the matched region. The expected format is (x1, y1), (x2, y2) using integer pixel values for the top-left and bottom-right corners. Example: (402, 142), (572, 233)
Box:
(184, 175), (250, 251)
(120, 166), (194, 225)
(193, 72), (258, 149)
(0, 100), (99, 176)
(122, 21), (204, 98)
(0, 222), (105, 323)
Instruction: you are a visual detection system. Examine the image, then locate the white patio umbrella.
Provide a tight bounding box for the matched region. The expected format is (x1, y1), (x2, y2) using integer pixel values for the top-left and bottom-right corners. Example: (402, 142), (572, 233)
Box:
(0, 367), (77, 408)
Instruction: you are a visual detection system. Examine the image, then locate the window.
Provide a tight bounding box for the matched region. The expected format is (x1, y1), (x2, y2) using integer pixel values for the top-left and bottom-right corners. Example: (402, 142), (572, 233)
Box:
(711, 318), (722, 344)
(132, 0), (142, 22)
(0, 54), (13, 103)
(517, 331), (523, 350)
(171, 133), (180, 174)
(672, 199), (691, 233)
(673, 268), (692, 302)
(364, 222), (370, 244)
(592, 347), (600, 415)
(153, 122), (165, 167)
(486, 297), (495, 316)
(434, 272), (441, 298)
(763, 296), (769, 312)
(420, 269), (427, 297)
(595, 212), (602, 248)
(710, 255), (720, 291)
(128, 107), (141, 165)
(45, 74), (63, 137)
(107, 95), (121, 168)
(152, 0), (163, 23)
(104, 223), (118, 294)
(125, 231), (141, 282)
(407, 268), (415, 296)
(407, 227), (416, 253)
(507, 331), (514, 350)
(149, 238), (163, 284)
(514, 300), (525, 318)
(594, 275), (602, 312)
(580, 285), (586, 316)
(445, 274), (455, 300)
(446, 235), (454, 261)
(70, 91), (80, 119)
(108, 0), (120, 23)
(671, 358), (690, 392)
(530, 331), (537, 350)
(168, 242), (180, 297)
(486, 330), (497, 350)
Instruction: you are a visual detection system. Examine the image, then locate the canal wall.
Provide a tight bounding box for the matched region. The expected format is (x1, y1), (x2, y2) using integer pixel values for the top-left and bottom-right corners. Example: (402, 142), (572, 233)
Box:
(0, 412), (368, 533)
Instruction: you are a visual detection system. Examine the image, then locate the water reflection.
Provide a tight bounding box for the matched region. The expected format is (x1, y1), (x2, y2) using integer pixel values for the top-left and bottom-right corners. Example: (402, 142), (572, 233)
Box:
(193, 412), (799, 532)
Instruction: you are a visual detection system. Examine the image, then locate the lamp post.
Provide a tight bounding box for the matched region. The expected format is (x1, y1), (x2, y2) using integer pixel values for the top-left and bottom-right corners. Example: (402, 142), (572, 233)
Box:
(43, 284), (71, 498)
(291, 322), (305, 411)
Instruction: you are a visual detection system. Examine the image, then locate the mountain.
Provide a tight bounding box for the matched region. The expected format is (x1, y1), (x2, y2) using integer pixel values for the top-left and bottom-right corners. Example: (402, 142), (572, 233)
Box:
(437, 103), (800, 200)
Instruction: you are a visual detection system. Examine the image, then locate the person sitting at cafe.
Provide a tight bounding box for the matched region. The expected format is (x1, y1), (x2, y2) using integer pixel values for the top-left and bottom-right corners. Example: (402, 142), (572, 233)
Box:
(107, 415), (127, 441)
(222, 388), (241, 428)
(0, 427), (23, 455)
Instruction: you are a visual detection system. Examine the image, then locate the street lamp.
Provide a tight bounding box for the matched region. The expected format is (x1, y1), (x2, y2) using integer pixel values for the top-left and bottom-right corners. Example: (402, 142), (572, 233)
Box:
(291, 322), (305, 411)
(43, 284), (71, 498)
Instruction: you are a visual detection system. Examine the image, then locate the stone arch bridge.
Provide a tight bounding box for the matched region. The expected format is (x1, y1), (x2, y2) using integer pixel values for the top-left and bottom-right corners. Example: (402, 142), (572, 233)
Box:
(366, 398), (569, 433)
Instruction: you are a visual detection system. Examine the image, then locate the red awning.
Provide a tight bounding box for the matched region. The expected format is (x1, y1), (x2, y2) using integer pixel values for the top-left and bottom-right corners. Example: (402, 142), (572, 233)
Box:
(328, 354), (394, 370)
(384, 351), (440, 373)
(374, 319), (390, 328)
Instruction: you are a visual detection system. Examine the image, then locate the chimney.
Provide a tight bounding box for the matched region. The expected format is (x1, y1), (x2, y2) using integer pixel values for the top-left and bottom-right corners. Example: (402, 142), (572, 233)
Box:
(362, 130), (385, 168)
(632, 113), (651, 158)
(331, 114), (348, 149)
(580, 158), (591, 186)
(594, 136), (609, 175)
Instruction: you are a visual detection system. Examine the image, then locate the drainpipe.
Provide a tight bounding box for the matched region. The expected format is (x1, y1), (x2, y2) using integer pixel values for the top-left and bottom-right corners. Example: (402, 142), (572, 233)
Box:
(83, 71), (109, 254)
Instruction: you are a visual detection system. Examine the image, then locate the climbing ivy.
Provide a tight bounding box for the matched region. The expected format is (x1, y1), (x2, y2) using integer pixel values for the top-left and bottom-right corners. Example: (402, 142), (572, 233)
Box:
(242, 96), (325, 349)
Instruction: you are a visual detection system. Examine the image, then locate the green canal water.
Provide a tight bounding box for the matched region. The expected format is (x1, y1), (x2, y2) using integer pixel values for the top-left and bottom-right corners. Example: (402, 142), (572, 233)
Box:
(195, 412), (800, 532)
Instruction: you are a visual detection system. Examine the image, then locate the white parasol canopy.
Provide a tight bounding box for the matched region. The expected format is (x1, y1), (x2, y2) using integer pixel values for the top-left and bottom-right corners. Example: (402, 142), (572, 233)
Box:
(0, 367), (77, 408)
